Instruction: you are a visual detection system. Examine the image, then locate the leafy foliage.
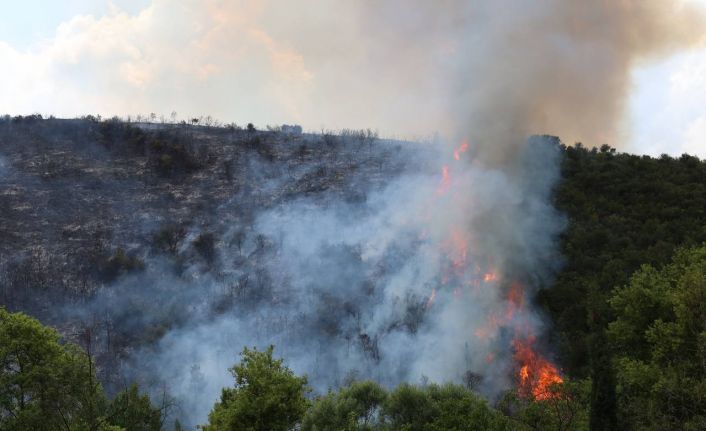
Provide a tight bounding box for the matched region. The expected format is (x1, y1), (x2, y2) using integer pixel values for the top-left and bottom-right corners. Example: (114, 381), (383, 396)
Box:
(303, 381), (520, 431)
(302, 380), (387, 431)
(106, 384), (162, 431)
(0, 308), (161, 431)
(543, 146), (706, 376)
(500, 378), (591, 431)
(0, 308), (104, 430)
(201, 346), (310, 431)
(607, 246), (706, 430)
(535, 145), (705, 429)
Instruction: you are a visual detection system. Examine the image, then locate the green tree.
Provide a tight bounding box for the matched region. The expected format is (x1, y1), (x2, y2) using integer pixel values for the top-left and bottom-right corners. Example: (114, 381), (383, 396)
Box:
(500, 378), (590, 431)
(304, 381), (520, 431)
(381, 383), (435, 430)
(0, 308), (106, 430)
(106, 384), (162, 431)
(302, 380), (387, 431)
(608, 246), (706, 430)
(201, 345), (310, 431)
(381, 383), (518, 431)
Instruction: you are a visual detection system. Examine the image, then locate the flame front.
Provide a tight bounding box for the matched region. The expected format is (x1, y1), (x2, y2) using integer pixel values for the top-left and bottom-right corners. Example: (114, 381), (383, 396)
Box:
(513, 337), (563, 400)
(428, 139), (563, 400)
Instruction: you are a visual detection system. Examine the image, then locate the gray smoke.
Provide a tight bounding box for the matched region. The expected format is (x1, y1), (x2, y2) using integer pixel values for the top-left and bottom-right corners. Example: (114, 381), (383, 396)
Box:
(257, 0), (704, 151)
(123, 136), (562, 427)
(6, 1), (702, 428)
(124, 1), (706, 427)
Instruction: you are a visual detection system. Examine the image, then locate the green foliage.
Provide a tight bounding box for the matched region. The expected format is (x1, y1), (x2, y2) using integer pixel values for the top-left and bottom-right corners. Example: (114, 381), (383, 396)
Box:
(536, 146), (705, 429)
(302, 380), (387, 431)
(500, 378), (590, 431)
(201, 345), (310, 431)
(541, 146), (706, 378)
(587, 333), (618, 431)
(607, 246), (706, 430)
(106, 384), (162, 431)
(303, 381), (519, 431)
(0, 308), (163, 431)
(382, 383), (436, 430)
(0, 308), (106, 430)
(389, 383), (516, 431)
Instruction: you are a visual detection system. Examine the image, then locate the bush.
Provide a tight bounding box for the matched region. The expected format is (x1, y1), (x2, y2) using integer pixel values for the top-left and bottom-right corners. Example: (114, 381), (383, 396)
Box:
(0, 309), (162, 430)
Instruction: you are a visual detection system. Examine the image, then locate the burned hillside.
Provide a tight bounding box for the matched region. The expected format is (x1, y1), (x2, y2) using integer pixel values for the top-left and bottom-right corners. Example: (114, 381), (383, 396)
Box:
(0, 116), (420, 390)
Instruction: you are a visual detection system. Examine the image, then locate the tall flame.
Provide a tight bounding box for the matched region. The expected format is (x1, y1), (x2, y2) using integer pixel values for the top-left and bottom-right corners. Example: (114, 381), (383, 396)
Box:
(430, 138), (563, 400)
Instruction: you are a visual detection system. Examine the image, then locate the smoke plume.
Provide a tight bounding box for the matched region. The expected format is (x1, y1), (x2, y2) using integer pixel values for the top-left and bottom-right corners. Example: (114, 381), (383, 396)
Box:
(127, 1), (705, 426)
(346, 1), (704, 153)
(4, 1), (704, 428)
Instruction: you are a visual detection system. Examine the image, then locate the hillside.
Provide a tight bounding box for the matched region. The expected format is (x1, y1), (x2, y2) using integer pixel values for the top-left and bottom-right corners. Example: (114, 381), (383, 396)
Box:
(1, 116), (705, 430)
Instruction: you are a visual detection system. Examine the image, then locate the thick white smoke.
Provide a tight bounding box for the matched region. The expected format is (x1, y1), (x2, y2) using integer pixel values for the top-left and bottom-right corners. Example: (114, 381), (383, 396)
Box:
(129, 136), (563, 427)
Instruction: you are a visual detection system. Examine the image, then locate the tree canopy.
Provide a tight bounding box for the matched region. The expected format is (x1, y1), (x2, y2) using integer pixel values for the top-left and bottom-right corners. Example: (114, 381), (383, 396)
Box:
(607, 246), (706, 429)
(201, 346), (310, 431)
(0, 308), (162, 431)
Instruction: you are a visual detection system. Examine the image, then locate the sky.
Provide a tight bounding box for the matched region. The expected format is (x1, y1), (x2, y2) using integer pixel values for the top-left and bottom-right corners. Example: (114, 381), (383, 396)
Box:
(0, 0), (704, 158)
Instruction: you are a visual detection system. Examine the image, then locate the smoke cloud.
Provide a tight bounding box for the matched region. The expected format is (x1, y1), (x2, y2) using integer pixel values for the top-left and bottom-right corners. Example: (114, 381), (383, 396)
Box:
(129, 136), (565, 427)
(2, 0), (703, 146)
(128, 2), (703, 425)
(2, 1), (704, 428)
(336, 0), (705, 156)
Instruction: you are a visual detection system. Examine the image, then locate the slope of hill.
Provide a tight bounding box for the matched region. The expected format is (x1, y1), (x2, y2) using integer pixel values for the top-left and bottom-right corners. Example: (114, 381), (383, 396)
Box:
(1, 116), (704, 429)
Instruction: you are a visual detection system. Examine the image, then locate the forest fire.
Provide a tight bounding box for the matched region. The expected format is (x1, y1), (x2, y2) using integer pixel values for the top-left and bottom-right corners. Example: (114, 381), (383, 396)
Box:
(513, 337), (563, 400)
(434, 139), (564, 400)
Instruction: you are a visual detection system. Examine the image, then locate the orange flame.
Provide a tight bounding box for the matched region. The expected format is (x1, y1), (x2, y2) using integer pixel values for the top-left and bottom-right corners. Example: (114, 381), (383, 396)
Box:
(483, 272), (497, 282)
(513, 337), (563, 400)
(505, 282), (525, 321)
(474, 312), (500, 340)
(438, 165), (451, 194)
(448, 228), (468, 269)
(431, 137), (563, 400)
(453, 140), (469, 160)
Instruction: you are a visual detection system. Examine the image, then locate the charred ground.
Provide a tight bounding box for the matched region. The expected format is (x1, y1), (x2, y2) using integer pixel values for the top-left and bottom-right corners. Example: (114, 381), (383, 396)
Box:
(0, 116), (418, 385)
